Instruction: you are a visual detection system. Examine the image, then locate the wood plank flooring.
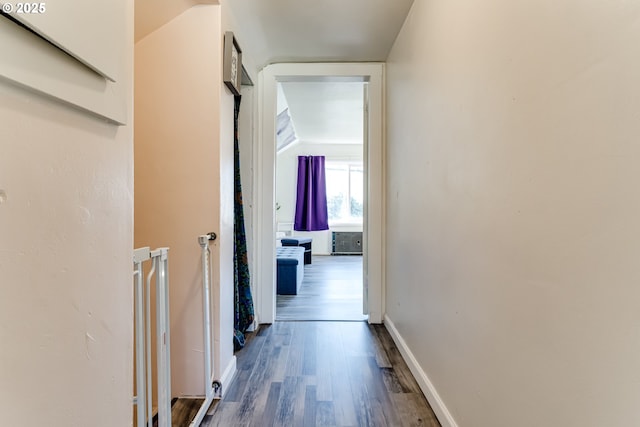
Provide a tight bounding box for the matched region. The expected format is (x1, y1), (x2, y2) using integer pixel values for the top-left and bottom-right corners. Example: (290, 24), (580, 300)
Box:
(277, 256), (367, 321)
(150, 397), (204, 427)
(202, 321), (440, 427)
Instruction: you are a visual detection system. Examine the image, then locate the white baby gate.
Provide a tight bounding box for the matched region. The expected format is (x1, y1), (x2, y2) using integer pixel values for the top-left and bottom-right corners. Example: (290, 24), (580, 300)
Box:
(133, 235), (219, 427)
(190, 233), (221, 427)
(133, 247), (172, 427)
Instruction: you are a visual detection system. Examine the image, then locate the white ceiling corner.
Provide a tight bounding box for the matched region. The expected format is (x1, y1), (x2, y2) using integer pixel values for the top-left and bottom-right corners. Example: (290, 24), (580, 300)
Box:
(134, 0), (220, 42)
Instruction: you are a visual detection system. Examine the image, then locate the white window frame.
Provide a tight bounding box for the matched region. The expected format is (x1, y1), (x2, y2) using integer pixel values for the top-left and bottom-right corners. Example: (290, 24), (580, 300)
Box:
(325, 160), (364, 226)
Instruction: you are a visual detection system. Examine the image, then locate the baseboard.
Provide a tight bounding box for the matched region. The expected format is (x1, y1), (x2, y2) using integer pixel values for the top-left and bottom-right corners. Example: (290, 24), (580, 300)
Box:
(383, 315), (458, 427)
(219, 355), (237, 399)
(246, 318), (258, 332)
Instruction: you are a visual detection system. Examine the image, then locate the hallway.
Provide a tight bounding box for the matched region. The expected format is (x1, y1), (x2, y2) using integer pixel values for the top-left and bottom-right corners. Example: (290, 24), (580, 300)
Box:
(202, 321), (440, 426)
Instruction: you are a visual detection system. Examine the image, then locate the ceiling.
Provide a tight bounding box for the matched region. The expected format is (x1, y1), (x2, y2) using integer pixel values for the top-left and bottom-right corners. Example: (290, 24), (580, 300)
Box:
(135, 0), (415, 147)
(226, 0), (415, 69)
(279, 82), (365, 146)
(135, 0), (218, 42)
(135, 0), (415, 69)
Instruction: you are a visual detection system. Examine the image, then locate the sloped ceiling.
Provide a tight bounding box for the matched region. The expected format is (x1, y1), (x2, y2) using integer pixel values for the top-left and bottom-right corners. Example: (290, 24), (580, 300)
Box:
(134, 0), (415, 67)
(135, 0), (219, 42)
(227, 0), (415, 69)
(134, 0), (414, 146)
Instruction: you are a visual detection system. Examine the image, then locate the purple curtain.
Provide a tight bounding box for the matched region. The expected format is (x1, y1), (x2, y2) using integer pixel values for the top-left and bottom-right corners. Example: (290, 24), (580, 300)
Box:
(294, 156), (329, 231)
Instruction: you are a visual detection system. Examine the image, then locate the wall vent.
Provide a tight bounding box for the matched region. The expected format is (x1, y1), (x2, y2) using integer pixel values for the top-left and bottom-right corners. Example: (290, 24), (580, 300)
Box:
(331, 232), (363, 255)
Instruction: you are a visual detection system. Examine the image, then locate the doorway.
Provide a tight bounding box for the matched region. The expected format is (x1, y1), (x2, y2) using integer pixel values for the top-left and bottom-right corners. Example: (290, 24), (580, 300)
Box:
(274, 80), (367, 321)
(253, 63), (384, 325)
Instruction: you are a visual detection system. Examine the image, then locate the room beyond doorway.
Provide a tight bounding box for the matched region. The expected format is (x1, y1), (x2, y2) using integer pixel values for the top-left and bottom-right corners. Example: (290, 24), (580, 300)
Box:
(254, 63), (385, 325)
(274, 78), (366, 322)
(276, 255), (367, 321)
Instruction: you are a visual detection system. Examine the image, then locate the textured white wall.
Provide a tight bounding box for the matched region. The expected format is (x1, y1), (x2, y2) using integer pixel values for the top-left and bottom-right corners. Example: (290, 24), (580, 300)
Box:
(386, 1), (640, 426)
(0, 3), (133, 425)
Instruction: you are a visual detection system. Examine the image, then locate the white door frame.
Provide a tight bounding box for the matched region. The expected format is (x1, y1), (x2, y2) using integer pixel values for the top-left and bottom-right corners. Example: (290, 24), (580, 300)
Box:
(254, 63), (385, 324)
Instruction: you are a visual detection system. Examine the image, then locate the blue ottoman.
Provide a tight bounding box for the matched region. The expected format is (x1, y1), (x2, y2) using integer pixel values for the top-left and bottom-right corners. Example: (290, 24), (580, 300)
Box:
(276, 246), (305, 295)
(281, 237), (313, 264)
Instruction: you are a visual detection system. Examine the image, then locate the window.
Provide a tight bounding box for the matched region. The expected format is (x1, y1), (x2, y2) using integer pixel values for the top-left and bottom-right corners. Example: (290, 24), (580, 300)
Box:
(325, 162), (364, 224)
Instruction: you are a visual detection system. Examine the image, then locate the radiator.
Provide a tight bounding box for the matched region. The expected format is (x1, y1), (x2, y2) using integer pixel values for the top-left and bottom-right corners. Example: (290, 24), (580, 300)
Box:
(133, 246), (172, 427)
(331, 231), (363, 255)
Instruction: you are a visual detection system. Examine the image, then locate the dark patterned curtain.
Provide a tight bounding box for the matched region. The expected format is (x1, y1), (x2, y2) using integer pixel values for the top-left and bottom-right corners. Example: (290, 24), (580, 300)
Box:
(294, 155), (329, 231)
(233, 95), (254, 350)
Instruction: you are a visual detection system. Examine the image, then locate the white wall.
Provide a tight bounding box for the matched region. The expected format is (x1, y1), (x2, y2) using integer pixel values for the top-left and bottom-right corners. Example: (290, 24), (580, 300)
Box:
(386, 1), (640, 426)
(135, 5), (228, 396)
(239, 85), (257, 299)
(0, 4), (133, 426)
(135, 2), (258, 397)
(221, 0), (259, 371)
(276, 142), (363, 254)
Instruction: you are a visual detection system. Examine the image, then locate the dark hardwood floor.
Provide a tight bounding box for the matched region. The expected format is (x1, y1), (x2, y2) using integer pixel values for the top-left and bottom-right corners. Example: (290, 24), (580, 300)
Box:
(277, 255), (367, 321)
(202, 321), (440, 427)
(155, 398), (204, 427)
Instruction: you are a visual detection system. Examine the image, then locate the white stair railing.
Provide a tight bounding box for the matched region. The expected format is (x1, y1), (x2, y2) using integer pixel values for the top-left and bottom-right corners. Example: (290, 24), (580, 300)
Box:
(133, 247), (172, 427)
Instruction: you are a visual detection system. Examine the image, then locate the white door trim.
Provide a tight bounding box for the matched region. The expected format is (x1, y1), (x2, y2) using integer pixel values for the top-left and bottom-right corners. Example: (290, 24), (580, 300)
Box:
(254, 63), (385, 324)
